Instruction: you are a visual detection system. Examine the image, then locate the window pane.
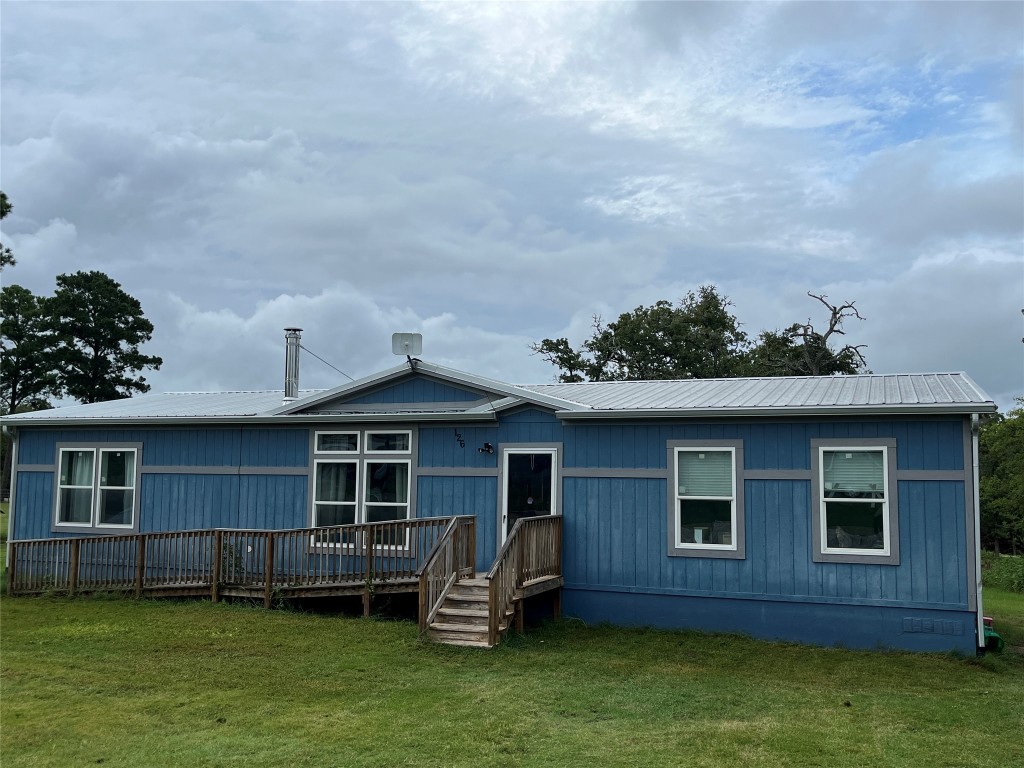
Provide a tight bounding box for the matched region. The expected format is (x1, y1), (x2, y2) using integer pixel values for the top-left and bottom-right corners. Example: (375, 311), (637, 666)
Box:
(316, 463), (356, 502)
(317, 433), (358, 452)
(60, 450), (94, 486)
(59, 488), (93, 524)
(315, 503), (356, 527)
(366, 463), (408, 503)
(679, 499), (733, 545)
(100, 451), (135, 488)
(822, 450), (884, 499)
(677, 451), (733, 497)
(98, 489), (134, 525)
(367, 433), (410, 452)
(825, 501), (885, 549)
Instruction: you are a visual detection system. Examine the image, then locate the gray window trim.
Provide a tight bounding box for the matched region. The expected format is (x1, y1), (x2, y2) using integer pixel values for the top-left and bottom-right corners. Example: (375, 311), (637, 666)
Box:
(811, 437), (899, 565)
(51, 442), (144, 534)
(667, 439), (745, 560)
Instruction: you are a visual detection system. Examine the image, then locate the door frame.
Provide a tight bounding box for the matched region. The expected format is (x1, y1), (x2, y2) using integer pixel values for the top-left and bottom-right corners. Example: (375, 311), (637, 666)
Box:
(497, 442), (562, 548)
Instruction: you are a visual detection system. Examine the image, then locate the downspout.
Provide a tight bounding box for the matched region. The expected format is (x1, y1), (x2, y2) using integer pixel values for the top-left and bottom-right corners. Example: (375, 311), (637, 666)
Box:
(4, 426), (17, 571)
(971, 414), (984, 649)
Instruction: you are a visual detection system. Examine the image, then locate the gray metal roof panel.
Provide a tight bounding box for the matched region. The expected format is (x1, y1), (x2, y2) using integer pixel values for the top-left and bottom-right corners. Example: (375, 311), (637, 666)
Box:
(3, 390), (326, 421)
(519, 373), (994, 413)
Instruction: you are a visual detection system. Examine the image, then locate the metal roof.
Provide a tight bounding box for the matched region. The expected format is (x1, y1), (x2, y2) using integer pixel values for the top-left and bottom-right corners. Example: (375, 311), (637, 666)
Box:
(2, 390), (326, 421)
(519, 373), (995, 417)
(1, 369), (995, 426)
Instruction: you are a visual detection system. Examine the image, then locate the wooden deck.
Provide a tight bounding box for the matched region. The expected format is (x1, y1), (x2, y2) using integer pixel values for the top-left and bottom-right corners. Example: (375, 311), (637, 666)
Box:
(6, 515), (563, 647)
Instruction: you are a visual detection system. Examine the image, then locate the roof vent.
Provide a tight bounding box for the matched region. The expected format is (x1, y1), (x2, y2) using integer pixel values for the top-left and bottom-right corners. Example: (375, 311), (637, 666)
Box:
(283, 327), (302, 404)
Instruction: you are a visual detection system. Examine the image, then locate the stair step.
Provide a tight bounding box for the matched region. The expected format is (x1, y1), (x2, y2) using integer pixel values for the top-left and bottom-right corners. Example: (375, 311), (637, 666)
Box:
(436, 608), (488, 626)
(430, 621), (489, 634)
(449, 585), (488, 596)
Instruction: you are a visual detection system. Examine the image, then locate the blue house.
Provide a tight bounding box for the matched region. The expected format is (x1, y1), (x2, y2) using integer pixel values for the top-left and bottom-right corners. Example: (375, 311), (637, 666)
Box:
(3, 332), (996, 652)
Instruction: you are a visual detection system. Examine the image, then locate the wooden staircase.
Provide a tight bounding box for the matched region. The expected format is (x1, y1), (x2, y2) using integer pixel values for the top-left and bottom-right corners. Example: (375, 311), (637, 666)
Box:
(418, 516), (564, 649)
(426, 576), (514, 647)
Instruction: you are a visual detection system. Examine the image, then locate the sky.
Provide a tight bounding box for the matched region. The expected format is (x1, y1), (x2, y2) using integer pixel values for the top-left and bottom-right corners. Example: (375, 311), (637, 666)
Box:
(2, 1), (1022, 409)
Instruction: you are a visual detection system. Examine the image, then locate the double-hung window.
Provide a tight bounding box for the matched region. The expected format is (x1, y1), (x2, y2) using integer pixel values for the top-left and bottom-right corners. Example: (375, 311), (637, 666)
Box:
(811, 438), (899, 564)
(312, 430), (413, 547)
(668, 440), (745, 559)
(55, 446), (138, 530)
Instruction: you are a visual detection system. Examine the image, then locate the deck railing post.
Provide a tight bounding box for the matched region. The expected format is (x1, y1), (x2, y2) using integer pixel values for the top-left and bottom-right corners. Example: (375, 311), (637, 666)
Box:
(68, 539), (81, 596)
(363, 525), (373, 617)
(6, 542), (16, 596)
(134, 535), (147, 598)
(211, 530), (223, 604)
(264, 532), (276, 609)
(466, 517), (477, 576)
(487, 576), (498, 647)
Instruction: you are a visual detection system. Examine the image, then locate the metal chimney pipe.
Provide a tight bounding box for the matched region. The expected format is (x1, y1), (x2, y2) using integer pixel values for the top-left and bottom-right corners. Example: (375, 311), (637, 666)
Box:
(283, 327), (302, 403)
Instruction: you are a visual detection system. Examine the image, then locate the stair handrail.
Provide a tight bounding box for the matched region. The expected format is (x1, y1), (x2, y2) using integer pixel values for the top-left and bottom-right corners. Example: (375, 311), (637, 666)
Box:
(415, 515), (475, 631)
(485, 515), (563, 646)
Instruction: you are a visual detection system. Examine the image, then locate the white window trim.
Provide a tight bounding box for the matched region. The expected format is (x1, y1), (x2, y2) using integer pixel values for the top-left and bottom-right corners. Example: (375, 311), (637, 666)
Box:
(312, 458), (360, 527)
(314, 430), (360, 454)
(810, 437), (900, 566)
(55, 448), (97, 528)
(666, 439), (745, 560)
(95, 448), (138, 530)
(54, 445), (140, 532)
(818, 445), (890, 557)
(674, 446), (738, 552)
(364, 430), (413, 455)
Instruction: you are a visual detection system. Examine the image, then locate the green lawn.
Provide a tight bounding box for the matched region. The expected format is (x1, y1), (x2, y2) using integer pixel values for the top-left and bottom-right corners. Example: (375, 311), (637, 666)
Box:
(1, 589), (1022, 767)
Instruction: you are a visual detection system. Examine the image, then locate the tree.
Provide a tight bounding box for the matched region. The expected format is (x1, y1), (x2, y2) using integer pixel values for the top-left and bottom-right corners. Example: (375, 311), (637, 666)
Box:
(531, 286), (750, 382)
(0, 191), (15, 268)
(0, 285), (60, 413)
(744, 293), (867, 376)
(980, 401), (1024, 554)
(46, 271), (163, 402)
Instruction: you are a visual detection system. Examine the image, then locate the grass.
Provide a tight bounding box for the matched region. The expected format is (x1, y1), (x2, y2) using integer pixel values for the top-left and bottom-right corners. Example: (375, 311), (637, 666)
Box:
(1, 591), (1022, 768)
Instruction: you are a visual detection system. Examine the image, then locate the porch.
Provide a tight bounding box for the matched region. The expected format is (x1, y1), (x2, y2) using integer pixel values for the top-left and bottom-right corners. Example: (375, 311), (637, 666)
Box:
(5, 515), (563, 648)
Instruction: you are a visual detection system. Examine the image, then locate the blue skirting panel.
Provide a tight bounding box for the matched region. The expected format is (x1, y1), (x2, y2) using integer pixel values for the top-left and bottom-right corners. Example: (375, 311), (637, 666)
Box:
(563, 588), (978, 653)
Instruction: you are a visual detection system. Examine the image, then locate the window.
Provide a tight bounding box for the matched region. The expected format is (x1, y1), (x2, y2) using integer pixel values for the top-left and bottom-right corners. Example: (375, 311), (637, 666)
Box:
(811, 439), (899, 565)
(667, 440), (745, 559)
(315, 431), (359, 454)
(311, 429), (414, 546)
(365, 431), (411, 454)
(56, 446), (138, 530)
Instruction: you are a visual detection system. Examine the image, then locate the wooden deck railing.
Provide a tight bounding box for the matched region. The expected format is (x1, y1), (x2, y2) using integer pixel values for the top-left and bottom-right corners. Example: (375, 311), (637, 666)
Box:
(485, 515), (563, 646)
(415, 516), (476, 631)
(6, 518), (464, 608)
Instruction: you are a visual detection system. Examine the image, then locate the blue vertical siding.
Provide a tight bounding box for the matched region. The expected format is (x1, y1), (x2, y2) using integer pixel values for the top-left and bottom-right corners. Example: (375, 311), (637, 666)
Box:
(561, 476), (968, 608)
(140, 475), (240, 532)
(416, 475), (497, 571)
(238, 475), (308, 529)
(418, 426), (499, 468)
(13, 472), (54, 539)
(239, 429), (308, 467)
(561, 419), (964, 470)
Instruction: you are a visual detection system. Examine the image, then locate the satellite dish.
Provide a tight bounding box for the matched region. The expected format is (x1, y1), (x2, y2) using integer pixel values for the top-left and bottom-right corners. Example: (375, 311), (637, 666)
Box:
(392, 332), (423, 356)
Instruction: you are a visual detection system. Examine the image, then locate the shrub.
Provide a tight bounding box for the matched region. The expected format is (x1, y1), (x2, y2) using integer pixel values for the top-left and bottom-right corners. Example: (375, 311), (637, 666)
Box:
(981, 551), (1024, 593)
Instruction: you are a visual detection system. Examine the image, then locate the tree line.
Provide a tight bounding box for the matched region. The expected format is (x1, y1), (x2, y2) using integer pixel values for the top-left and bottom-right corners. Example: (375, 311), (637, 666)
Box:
(531, 285), (868, 382)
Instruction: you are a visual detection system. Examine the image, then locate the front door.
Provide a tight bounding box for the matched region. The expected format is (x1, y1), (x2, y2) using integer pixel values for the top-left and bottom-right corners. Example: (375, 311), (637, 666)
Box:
(501, 449), (557, 542)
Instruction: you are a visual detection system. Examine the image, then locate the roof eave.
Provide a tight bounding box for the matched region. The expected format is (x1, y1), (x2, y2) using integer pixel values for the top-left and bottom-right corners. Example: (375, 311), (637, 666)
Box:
(3, 411), (499, 427)
(555, 403), (999, 420)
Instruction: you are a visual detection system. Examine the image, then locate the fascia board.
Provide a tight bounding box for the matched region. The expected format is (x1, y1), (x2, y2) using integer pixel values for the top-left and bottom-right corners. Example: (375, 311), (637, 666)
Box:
(555, 403), (999, 420)
(2, 412), (499, 427)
